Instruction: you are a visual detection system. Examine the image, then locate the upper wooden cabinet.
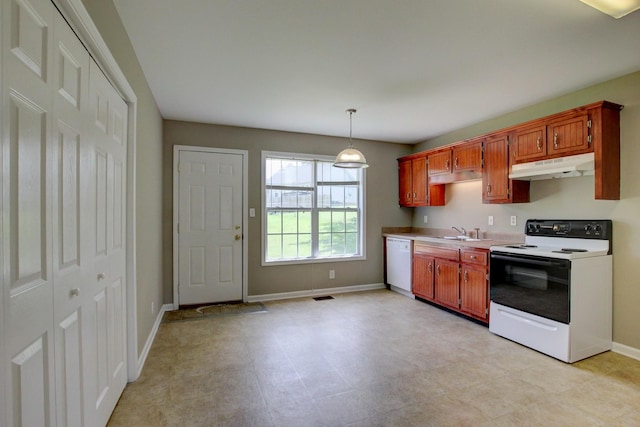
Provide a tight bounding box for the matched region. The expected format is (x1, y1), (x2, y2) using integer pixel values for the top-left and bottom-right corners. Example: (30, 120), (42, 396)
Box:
(398, 100), (622, 205)
(483, 133), (530, 204)
(547, 112), (590, 157)
(511, 124), (547, 163)
(452, 140), (483, 172)
(428, 140), (483, 184)
(398, 156), (444, 207)
(427, 150), (452, 176)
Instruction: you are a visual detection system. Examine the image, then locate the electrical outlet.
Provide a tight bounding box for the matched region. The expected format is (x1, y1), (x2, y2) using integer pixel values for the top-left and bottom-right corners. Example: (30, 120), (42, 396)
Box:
(488, 215), (494, 226)
(423, 215), (428, 224)
(510, 215), (517, 226)
(329, 270), (335, 279)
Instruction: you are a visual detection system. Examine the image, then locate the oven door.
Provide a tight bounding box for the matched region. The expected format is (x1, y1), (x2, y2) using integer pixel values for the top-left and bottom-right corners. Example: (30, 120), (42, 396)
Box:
(490, 252), (571, 324)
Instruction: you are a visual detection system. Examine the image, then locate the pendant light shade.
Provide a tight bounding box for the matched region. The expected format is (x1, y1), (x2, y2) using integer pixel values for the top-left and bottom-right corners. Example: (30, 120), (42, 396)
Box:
(334, 109), (369, 168)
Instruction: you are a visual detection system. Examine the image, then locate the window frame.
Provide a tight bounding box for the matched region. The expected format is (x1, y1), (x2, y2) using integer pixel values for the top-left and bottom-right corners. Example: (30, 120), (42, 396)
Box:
(261, 151), (366, 266)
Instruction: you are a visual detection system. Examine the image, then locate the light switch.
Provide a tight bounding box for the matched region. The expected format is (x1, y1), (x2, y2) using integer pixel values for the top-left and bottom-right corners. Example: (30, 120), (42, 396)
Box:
(488, 215), (494, 226)
(249, 208), (255, 217)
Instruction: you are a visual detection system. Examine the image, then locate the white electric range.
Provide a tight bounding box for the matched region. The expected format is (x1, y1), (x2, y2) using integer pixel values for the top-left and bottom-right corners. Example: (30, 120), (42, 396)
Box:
(489, 219), (613, 363)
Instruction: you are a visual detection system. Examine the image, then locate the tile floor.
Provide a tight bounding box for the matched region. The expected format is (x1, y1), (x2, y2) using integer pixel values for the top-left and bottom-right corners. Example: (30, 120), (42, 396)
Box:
(107, 290), (640, 427)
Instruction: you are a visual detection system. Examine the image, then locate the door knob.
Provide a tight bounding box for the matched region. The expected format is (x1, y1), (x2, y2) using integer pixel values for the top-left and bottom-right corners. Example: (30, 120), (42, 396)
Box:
(235, 234), (241, 240)
(97, 273), (105, 280)
(70, 288), (80, 297)
(235, 225), (241, 230)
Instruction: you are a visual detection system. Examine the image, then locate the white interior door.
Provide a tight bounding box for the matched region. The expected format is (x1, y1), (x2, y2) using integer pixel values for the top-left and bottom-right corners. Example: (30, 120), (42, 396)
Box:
(177, 150), (244, 305)
(2, 1), (129, 425)
(86, 59), (128, 427)
(51, 10), (90, 427)
(3, 0), (56, 425)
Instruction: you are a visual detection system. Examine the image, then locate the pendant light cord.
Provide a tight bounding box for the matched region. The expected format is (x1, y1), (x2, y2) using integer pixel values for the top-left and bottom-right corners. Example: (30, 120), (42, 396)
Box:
(347, 108), (356, 148)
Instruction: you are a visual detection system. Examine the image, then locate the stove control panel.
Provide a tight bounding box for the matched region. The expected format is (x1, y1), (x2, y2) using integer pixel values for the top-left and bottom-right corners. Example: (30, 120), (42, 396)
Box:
(525, 219), (612, 240)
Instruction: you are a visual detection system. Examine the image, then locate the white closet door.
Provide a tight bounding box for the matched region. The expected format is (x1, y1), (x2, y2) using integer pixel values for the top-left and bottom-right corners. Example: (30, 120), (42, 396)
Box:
(51, 10), (91, 427)
(86, 60), (128, 427)
(2, 1), (129, 425)
(2, 0), (56, 425)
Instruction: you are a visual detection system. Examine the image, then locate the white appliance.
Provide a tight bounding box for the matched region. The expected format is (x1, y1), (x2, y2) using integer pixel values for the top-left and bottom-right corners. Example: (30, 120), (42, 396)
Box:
(386, 238), (413, 298)
(508, 152), (595, 180)
(489, 219), (612, 363)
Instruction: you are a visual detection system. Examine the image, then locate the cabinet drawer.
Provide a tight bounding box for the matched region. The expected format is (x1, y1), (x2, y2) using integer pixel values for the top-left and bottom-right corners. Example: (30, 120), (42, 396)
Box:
(414, 244), (459, 261)
(460, 249), (487, 266)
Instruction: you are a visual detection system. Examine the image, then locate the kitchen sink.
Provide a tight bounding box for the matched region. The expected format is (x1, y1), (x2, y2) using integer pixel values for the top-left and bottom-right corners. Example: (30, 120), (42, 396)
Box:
(438, 236), (483, 242)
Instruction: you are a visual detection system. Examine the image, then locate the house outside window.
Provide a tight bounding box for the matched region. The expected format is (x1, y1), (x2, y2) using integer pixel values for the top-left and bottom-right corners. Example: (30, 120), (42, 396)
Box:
(262, 151), (366, 265)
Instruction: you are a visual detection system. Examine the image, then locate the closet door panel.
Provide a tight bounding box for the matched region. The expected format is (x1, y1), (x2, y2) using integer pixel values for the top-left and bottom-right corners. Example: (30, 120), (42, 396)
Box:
(51, 10), (90, 427)
(4, 0), (56, 425)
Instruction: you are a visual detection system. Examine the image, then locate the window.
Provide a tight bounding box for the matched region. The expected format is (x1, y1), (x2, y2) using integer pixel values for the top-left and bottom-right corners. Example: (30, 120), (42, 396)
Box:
(262, 151), (365, 264)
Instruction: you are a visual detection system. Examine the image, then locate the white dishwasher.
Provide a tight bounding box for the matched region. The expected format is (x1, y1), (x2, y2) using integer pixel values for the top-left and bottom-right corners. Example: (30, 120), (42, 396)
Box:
(386, 238), (413, 298)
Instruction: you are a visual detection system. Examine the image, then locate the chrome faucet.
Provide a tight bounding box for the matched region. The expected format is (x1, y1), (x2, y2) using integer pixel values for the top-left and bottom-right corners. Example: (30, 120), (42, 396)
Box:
(452, 226), (467, 236)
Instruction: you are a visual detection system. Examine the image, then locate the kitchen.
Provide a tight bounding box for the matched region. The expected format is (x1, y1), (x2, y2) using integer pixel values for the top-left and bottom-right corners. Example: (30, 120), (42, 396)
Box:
(3, 0), (640, 425)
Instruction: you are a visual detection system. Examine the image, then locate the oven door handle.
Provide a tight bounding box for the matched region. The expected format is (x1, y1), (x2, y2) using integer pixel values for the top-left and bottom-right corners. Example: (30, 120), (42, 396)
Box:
(490, 253), (570, 269)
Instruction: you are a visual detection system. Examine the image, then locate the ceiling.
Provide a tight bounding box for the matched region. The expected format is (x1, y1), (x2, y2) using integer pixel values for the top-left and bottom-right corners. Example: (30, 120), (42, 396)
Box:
(113, 0), (640, 144)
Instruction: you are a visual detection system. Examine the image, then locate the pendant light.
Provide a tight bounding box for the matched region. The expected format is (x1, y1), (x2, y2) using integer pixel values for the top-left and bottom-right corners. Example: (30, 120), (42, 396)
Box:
(334, 108), (369, 168)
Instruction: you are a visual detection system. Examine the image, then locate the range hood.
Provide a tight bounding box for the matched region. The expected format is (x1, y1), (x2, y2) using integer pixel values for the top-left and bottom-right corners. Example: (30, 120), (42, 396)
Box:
(509, 153), (595, 181)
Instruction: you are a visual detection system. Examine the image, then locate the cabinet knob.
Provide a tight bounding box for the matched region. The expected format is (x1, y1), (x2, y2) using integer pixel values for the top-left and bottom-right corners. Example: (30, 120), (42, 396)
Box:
(445, 159), (450, 170)
(464, 271), (468, 281)
(235, 234), (242, 241)
(470, 255), (477, 260)
(428, 263), (432, 273)
(554, 133), (558, 149)
(536, 136), (542, 151)
(436, 264), (440, 275)
(454, 157), (459, 169)
(70, 288), (80, 297)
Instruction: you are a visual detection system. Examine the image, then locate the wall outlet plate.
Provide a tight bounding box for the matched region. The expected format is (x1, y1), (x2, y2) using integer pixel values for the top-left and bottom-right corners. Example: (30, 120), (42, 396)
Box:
(510, 216), (517, 226)
(423, 215), (428, 223)
(329, 270), (335, 279)
(488, 215), (494, 226)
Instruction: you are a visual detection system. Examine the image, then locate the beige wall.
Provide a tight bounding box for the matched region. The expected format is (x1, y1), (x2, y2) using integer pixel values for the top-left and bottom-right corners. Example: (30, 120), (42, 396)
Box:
(82, 0), (164, 355)
(412, 70), (640, 350)
(163, 122), (413, 299)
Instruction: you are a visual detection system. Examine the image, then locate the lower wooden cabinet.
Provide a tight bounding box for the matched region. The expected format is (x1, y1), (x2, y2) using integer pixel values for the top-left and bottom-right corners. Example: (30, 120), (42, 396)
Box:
(413, 244), (489, 323)
(412, 254), (435, 300)
(434, 259), (460, 310)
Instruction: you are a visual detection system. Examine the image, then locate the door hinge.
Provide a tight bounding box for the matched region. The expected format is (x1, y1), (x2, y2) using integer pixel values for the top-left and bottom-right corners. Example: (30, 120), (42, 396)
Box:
(507, 188), (511, 198)
(485, 308), (489, 315)
(587, 119), (592, 129)
(587, 135), (592, 145)
(458, 298), (462, 306)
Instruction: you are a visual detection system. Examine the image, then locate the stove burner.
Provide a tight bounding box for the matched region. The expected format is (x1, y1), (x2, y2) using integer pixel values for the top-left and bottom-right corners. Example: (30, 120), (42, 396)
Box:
(505, 244), (538, 249)
(552, 248), (589, 254)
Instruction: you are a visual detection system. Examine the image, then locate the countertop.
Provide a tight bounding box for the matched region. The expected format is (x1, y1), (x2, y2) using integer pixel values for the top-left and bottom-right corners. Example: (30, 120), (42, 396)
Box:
(382, 228), (523, 250)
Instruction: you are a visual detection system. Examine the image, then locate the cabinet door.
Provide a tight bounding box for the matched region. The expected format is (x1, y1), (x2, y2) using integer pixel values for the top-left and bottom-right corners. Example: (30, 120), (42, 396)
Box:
(460, 265), (488, 321)
(482, 134), (510, 203)
(548, 113), (590, 156)
(413, 254), (434, 300)
(512, 125), (547, 163)
(398, 159), (413, 206)
(428, 150), (452, 176)
(411, 157), (427, 205)
(434, 260), (459, 309)
(452, 141), (482, 172)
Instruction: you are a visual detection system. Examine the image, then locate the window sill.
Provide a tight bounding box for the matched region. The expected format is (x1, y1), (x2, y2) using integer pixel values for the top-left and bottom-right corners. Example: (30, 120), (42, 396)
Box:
(262, 255), (366, 267)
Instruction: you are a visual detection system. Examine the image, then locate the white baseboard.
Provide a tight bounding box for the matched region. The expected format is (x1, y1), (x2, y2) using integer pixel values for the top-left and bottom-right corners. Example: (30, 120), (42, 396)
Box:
(134, 303), (172, 380)
(246, 283), (386, 303)
(612, 341), (640, 361)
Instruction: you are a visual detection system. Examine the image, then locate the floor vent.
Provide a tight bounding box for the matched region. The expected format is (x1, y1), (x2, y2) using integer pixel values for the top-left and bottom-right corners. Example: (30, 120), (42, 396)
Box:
(313, 296), (334, 301)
